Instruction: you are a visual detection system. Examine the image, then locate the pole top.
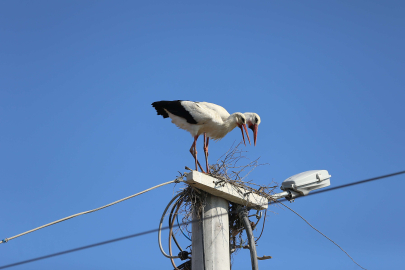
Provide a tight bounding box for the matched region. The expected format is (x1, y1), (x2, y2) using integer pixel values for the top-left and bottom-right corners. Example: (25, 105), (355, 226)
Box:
(186, 171), (268, 210)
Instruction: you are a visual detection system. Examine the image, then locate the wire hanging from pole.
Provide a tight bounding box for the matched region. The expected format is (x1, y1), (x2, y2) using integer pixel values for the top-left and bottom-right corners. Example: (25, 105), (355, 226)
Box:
(255, 208), (267, 243)
(169, 198), (184, 270)
(158, 192), (186, 259)
(169, 198), (184, 252)
(279, 201), (367, 270)
(176, 214), (192, 241)
(238, 206), (259, 270)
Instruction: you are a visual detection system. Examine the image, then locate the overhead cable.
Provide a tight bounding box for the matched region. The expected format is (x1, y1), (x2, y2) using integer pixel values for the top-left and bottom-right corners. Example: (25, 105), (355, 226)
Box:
(0, 177), (184, 245)
(0, 226), (166, 270)
(307, 170), (405, 196)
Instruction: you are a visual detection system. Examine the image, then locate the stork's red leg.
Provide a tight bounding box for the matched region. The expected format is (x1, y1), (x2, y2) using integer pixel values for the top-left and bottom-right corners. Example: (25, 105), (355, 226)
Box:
(206, 136), (209, 156)
(189, 138), (198, 171)
(194, 136), (198, 172)
(203, 133), (210, 173)
(189, 136), (205, 173)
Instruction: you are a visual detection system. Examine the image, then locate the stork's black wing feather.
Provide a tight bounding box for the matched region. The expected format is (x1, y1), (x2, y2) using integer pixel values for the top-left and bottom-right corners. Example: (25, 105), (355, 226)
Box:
(151, 100), (197, 124)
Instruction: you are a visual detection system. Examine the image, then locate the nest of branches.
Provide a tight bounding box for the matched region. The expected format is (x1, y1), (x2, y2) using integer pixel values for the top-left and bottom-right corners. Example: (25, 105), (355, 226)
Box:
(175, 142), (278, 255)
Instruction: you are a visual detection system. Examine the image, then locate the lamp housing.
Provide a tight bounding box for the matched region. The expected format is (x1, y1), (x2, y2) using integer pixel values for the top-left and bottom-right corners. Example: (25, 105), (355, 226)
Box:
(280, 170), (331, 196)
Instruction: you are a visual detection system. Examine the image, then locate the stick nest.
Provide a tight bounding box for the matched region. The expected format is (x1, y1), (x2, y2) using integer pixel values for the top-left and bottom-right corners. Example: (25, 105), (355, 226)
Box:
(176, 142), (278, 254)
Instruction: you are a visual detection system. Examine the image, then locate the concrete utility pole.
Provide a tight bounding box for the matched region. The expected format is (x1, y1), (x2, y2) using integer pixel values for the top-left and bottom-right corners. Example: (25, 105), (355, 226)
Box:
(186, 171), (268, 270)
(191, 193), (230, 270)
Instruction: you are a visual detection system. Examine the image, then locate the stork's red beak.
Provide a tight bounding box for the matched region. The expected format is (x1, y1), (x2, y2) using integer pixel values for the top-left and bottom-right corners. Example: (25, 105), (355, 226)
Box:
(249, 124), (258, 146)
(243, 124), (251, 145)
(239, 125), (246, 146)
(253, 124), (258, 146)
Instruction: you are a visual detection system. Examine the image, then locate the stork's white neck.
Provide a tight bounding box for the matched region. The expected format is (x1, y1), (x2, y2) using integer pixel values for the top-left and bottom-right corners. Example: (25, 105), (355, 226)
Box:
(204, 113), (243, 140)
(222, 113), (241, 129)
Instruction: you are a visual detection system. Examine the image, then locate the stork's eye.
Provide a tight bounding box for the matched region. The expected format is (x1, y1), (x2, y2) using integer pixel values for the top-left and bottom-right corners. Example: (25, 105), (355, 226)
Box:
(254, 117), (258, 123)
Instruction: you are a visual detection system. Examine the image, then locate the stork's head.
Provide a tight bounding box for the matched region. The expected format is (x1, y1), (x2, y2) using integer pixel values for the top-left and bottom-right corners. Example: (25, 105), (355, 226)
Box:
(244, 113), (261, 146)
(233, 113), (250, 146)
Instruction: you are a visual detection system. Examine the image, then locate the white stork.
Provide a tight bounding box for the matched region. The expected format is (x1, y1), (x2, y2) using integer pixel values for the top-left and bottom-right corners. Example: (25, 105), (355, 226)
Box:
(151, 100), (248, 173)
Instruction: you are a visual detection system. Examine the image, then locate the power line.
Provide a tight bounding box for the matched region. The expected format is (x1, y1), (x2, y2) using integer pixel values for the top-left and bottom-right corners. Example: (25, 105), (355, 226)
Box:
(0, 170), (404, 269)
(0, 227), (165, 270)
(309, 170), (405, 196)
(0, 179), (181, 245)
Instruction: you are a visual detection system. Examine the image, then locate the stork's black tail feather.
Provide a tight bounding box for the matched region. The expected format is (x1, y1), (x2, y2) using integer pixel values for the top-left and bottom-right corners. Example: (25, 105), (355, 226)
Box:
(151, 101), (171, 118)
(151, 100), (197, 124)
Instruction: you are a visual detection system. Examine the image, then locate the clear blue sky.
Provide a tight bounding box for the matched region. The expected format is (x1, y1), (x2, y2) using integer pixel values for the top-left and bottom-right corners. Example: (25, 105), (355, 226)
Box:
(1, 1), (404, 269)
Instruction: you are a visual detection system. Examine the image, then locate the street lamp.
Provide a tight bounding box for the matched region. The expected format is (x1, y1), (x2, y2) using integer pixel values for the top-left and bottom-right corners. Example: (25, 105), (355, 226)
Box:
(273, 170), (331, 201)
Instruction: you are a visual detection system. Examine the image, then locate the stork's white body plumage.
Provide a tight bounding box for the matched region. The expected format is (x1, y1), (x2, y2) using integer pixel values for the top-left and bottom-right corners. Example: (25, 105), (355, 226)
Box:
(164, 101), (244, 140)
(151, 100), (247, 173)
(198, 102), (231, 120)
